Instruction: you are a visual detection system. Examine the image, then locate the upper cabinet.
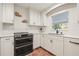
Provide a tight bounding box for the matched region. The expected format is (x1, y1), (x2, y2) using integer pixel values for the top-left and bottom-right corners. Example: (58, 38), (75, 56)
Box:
(28, 8), (41, 26)
(0, 4), (2, 30)
(3, 4), (14, 23)
(14, 5), (43, 26)
(27, 8), (43, 26)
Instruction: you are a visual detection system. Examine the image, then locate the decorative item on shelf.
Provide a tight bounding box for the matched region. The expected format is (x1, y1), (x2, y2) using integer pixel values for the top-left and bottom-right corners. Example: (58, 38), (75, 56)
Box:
(22, 19), (28, 23)
(15, 11), (22, 17)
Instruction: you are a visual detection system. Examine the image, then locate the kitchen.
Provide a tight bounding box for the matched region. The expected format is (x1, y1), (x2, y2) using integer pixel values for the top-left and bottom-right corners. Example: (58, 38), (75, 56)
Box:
(0, 3), (79, 56)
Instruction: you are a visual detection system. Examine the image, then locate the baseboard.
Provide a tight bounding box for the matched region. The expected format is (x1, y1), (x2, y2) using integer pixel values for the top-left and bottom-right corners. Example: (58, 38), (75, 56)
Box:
(33, 46), (56, 56)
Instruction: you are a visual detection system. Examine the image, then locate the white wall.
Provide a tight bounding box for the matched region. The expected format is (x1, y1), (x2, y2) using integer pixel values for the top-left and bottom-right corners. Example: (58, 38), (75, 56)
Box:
(67, 8), (79, 36)
(44, 7), (79, 37)
(43, 4), (79, 37)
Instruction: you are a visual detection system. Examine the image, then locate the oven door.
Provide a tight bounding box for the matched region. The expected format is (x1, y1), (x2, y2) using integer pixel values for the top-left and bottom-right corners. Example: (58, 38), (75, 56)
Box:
(15, 37), (33, 47)
(15, 43), (33, 56)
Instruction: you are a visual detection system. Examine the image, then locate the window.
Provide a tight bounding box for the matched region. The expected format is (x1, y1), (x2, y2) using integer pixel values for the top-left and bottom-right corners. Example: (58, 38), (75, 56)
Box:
(52, 12), (68, 34)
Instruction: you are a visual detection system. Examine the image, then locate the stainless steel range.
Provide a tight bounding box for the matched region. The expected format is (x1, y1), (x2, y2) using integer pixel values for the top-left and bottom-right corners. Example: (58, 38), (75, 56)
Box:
(14, 32), (33, 56)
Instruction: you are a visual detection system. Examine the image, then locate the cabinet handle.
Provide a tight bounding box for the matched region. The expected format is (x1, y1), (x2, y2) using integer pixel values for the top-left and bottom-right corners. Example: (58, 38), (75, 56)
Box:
(69, 41), (79, 45)
(50, 40), (53, 43)
(6, 39), (10, 40)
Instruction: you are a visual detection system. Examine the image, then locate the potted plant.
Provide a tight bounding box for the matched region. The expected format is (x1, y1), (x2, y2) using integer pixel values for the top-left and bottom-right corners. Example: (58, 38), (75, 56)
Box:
(53, 24), (61, 34)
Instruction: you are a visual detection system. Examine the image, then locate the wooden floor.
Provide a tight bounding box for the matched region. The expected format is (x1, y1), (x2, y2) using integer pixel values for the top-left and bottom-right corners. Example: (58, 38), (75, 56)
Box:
(28, 48), (54, 56)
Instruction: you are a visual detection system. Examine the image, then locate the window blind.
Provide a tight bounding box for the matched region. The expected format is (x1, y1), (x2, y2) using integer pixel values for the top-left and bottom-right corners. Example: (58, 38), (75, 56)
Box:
(52, 12), (68, 24)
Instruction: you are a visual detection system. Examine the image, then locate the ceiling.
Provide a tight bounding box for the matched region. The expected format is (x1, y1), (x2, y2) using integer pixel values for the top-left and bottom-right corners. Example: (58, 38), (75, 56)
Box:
(15, 3), (57, 12)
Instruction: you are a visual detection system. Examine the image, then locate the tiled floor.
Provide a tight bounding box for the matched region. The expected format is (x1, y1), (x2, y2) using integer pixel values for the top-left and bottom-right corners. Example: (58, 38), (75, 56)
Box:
(28, 48), (54, 56)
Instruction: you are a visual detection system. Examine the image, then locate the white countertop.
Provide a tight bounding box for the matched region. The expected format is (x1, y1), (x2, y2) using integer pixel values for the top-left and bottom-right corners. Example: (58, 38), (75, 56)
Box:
(0, 31), (79, 39)
(0, 30), (40, 37)
(0, 31), (14, 37)
(41, 32), (79, 39)
(62, 35), (79, 39)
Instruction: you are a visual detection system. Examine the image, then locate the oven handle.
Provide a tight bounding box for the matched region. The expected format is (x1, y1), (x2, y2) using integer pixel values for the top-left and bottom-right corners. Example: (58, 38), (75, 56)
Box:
(15, 43), (33, 49)
(69, 41), (79, 45)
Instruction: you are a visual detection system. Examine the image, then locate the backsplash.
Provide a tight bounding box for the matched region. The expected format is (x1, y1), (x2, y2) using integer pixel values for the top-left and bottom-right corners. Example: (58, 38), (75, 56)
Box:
(3, 23), (14, 31)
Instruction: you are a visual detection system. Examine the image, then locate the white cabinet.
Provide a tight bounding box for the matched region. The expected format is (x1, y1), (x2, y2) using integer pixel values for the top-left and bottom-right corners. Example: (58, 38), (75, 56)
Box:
(40, 34), (44, 48)
(27, 8), (43, 26)
(64, 37), (79, 56)
(46, 35), (63, 56)
(40, 13), (45, 26)
(0, 38), (1, 56)
(41, 34), (54, 54)
(0, 3), (2, 20)
(57, 36), (63, 56)
(43, 16), (52, 26)
(45, 35), (53, 52)
(0, 4), (2, 31)
(41, 34), (63, 56)
(1, 36), (14, 56)
(29, 9), (41, 26)
(51, 35), (63, 56)
(51, 35), (58, 55)
(33, 34), (41, 49)
(41, 34), (55, 54)
(40, 35), (51, 50)
(3, 4), (14, 23)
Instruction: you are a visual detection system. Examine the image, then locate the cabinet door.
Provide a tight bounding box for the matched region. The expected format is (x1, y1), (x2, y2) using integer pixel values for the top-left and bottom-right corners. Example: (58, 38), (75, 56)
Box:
(50, 35), (58, 55)
(29, 9), (41, 26)
(50, 35), (63, 56)
(45, 35), (53, 52)
(43, 16), (52, 26)
(33, 34), (41, 49)
(56, 36), (63, 56)
(1, 37), (14, 56)
(40, 34), (44, 47)
(0, 4), (2, 31)
(0, 38), (1, 56)
(40, 34), (45, 48)
(3, 4), (14, 23)
(40, 35), (49, 50)
(64, 37), (79, 56)
(40, 35), (53, 53)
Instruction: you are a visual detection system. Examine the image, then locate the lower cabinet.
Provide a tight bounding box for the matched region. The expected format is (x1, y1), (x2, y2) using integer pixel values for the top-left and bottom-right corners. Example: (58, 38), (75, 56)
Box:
(64, 37), (79, 56)
(0, 38), (1, 56)
(50, 35), (63, 56)
(56, 36), (63, 56)
(41, 34), (79, 56)
(34, 34), (79, 56)
(41, 34), (63, 56)
(44, 35), (54, 53)
(33, 34), (41, 49)
(40, 35), (50, 50)
(1, 36), (14, 56)
(41, 34), (64, 56)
